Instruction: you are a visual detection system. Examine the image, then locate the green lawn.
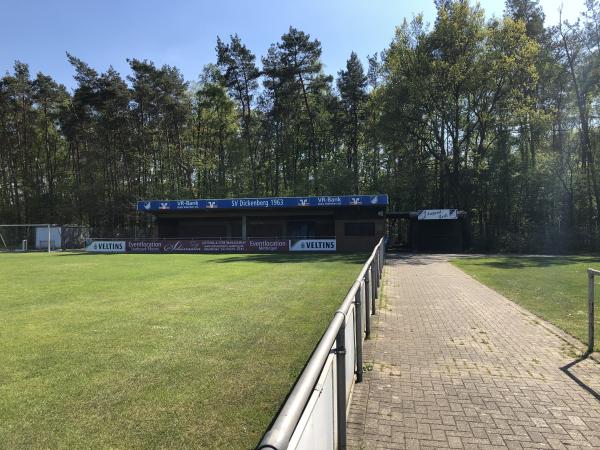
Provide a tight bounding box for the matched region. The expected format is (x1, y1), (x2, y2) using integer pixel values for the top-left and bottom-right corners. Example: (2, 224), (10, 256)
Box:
(451, 256), (600, 352)
(0, 252), (364, 449)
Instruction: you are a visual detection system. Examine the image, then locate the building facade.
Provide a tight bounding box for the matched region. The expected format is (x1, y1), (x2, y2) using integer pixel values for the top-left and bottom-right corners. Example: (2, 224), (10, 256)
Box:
(86, 195), (388, 253)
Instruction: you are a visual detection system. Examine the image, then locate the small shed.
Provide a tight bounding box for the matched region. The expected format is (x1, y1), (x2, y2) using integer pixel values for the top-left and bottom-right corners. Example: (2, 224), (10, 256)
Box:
(387, 209), (469, 252)
(35, 226), (61, 250)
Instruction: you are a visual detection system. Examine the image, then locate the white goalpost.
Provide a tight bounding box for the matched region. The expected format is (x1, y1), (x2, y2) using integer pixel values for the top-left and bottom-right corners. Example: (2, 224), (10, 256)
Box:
(0, 224), (56, 253)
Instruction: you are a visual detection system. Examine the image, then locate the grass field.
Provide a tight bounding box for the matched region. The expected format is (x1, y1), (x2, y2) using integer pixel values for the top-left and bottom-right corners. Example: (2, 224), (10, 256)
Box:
(451, 256), (600, 352)
(0, 252), (364, 449)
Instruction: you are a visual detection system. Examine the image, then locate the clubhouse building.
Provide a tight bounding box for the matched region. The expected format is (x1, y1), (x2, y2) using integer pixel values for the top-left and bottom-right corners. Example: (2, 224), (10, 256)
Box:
(89, 195), (388, 253)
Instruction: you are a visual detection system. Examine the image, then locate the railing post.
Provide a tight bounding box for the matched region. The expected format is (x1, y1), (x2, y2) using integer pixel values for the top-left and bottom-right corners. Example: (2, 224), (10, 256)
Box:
(364, 277), (371, 338)
(379, 245), (384, 285)
(374, 257), (380, 297)
(369, 265), (376, 315)
(377, 246), (382, 287)
(589, 270), (595, 355)
(354, 290), (363, 383)
(336, 318), (347, 450)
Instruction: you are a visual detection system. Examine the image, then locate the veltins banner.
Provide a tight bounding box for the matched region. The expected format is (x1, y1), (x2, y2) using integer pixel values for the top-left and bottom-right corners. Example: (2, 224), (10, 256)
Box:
(85, 241), (126, 253)
(289, 239), (337, 252)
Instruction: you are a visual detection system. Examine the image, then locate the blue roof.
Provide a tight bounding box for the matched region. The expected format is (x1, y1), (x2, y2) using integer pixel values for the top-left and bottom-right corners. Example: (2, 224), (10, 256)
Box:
(137, 194), (388, 211)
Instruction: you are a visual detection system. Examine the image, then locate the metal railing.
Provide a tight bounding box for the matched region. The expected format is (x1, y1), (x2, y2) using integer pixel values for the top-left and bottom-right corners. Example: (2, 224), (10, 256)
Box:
(588, 269), (599, 354)
(258, 238), (385, 450)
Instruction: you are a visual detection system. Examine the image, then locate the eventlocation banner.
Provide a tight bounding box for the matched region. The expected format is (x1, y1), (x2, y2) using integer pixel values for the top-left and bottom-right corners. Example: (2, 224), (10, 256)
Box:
(126, 239), (289, 253)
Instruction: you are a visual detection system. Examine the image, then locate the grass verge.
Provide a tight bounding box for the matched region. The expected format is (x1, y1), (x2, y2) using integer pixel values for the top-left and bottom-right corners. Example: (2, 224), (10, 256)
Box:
(451, 255), (600, 352)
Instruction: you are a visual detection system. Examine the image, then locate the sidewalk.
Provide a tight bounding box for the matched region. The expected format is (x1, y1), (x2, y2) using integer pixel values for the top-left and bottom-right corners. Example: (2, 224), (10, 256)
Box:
(347, 255), (600, 449)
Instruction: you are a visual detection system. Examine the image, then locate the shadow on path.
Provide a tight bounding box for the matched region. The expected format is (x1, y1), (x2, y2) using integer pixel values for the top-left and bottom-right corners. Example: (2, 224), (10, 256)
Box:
(560, 356), (600, 402)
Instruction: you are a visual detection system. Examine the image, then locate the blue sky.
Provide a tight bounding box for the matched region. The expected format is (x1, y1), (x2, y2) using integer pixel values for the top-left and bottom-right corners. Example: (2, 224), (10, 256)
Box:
(1, 0), (586, 90)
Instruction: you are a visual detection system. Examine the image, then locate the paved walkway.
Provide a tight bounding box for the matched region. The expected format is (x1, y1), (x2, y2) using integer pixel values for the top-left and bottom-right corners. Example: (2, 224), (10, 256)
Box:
(348, 255), (600, 449)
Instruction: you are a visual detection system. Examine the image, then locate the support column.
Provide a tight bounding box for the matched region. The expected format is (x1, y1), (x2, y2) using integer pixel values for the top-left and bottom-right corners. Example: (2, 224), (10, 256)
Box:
(365, 276), (371, 338)
(336, 320), (347, 450)
(355, 289), (363, 382)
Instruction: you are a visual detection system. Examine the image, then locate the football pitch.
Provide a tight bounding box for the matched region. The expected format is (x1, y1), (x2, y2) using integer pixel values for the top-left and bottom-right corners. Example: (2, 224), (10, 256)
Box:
(0, 252), (365, 449)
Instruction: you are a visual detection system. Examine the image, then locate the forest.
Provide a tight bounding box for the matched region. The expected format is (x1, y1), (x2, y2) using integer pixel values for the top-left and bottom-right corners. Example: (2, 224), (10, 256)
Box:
(0, 0), (598, 251)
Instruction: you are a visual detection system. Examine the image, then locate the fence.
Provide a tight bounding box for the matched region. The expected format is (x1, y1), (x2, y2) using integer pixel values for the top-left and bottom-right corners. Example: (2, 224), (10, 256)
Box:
(258, 238), (385, 450)
(0, 224), (53, 252)
(588, 269), (599, 355)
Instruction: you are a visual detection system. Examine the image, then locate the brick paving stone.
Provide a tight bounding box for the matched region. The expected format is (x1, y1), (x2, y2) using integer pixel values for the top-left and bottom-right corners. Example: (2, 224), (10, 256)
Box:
(348, 255), (600, 449)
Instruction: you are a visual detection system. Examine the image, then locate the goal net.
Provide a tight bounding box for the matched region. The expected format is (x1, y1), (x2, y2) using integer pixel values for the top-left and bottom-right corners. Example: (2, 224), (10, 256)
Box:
(0, 224), (57, 252)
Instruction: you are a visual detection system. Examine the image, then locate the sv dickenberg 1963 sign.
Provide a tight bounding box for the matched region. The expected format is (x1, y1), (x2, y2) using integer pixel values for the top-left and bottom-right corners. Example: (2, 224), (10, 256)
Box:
(136, 194), (388, 211)
(85, 239), (337, 253)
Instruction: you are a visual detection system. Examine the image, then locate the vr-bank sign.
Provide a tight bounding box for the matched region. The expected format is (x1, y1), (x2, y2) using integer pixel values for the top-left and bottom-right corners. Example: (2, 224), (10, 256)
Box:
(85, 240), (126, 253)
(137, 195), (389, 211)
(290, 239), (336, 252)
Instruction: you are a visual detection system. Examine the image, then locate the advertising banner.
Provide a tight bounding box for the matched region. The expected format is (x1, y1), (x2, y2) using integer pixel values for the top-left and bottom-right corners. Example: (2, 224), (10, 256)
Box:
(136, 194), (388, 212)
(417, 209), (458, 220)
(247, 240), (290, 252)
(85, 239), (338, 253)
(85, 240), (126, 253)
(125, 239), (289, 253)
(290, 239), (337, 252)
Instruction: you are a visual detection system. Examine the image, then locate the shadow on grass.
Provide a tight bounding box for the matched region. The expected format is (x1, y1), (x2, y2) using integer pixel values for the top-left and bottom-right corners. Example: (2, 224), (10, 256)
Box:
(56, 252), (112, 256)
(54, 251), (368, 265)
(206, 253), (368, 264)
(0, 250), (89, 256)
(560, 355), (600, 402)
(385, 253), (461, 266)
(463, 256), (599, 270)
